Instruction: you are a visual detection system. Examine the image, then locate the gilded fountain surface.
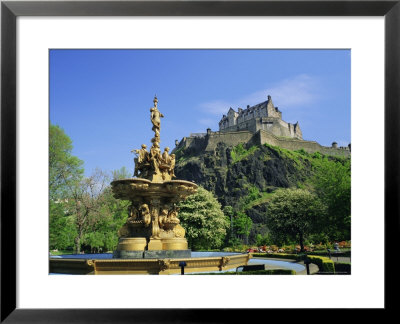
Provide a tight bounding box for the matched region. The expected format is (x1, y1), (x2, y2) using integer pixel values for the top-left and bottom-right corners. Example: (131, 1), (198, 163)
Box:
(111, 96), (197, 258)
(50, 97), (252, 274)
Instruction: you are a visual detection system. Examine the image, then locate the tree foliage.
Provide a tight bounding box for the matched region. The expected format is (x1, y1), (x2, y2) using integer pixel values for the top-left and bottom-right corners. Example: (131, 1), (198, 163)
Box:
(49, 199), (77, 250)
(49, 124), (84, 200)
(233, 211), (253, 244)
(177, 186), (229, 250)
(49, 124), (83, 250)
(49, 124), (130, 253)
(267, 188), (325, 251)
(112, 166), (131, 181)
(312, 158), (351, 240)
(81, 179), (129, 252)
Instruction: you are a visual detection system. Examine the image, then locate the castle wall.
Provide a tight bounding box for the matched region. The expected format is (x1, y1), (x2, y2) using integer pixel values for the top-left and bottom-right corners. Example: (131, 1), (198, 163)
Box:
(220, 119), (258, 133)
(176, 129), (350, 158)
(175, 135), (208, 155)
(294, 123), (302, 139)
(256, 130), (350, 157)
(222, 117), (299, 139)
(204, 131), (254, 152)
(252, 118), (300, 140)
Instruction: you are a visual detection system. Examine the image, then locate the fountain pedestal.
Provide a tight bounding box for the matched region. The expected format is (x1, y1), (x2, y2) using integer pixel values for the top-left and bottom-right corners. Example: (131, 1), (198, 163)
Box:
(147, 238), (163, 250)
(111, 178), (197, 259)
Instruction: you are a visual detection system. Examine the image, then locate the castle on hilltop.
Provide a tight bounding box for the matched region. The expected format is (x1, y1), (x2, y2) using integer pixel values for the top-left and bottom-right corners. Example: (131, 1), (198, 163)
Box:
(219, 95), (302, 140)
(173, 95), (350, 157)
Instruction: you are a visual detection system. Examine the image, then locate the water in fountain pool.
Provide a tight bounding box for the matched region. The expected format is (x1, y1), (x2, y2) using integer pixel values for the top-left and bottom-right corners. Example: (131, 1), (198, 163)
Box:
(50, 251), (305, 273)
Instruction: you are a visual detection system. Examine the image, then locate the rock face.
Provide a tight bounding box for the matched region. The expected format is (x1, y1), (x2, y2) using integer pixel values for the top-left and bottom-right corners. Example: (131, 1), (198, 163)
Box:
(174, 140), (350, 243)
(175, 142), (307, 208)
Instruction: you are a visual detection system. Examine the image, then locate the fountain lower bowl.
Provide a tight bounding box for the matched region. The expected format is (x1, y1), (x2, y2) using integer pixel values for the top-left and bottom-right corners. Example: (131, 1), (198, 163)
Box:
(49, 252), (252, 275)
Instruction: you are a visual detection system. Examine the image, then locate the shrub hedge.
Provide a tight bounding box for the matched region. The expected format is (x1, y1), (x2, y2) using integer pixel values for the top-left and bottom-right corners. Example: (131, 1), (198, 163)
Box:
(308, 250), (351, 257)
(252, 253), (335, 274)
(307, 255), (335, 273)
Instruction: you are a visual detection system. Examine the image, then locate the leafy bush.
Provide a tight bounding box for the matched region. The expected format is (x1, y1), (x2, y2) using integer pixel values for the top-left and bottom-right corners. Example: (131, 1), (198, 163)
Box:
(295, 148), (309, 156)
(230, 143), (258, 163)
(267, 188), (326, 252)
(307, 255), (335, 273)
(308, 250), (351, 257)
(311, 152), (323, 159)
(223, 246), (245, 253)
(255, 234), (273, 246)
(178, 186), (229, 250)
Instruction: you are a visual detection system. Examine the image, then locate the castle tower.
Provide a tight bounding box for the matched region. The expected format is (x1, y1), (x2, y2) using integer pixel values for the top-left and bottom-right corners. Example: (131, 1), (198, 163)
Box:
(266, 95), (281, 118)
(217, 94), (302, 140)
(227, 107), (238, 127)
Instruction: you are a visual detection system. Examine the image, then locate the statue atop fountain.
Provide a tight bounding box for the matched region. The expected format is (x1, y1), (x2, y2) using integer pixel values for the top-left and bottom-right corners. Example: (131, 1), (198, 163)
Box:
(131, 97), (176, 183)
(111, 96), (197, 258)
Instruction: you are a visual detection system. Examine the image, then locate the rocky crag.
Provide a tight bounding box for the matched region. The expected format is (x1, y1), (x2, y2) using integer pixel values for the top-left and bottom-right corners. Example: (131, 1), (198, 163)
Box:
(174, 141), (350, 241)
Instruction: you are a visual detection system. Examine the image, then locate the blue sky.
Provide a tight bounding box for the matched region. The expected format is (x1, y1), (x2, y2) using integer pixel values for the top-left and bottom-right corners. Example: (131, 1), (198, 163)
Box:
(50, 49), (351, 176)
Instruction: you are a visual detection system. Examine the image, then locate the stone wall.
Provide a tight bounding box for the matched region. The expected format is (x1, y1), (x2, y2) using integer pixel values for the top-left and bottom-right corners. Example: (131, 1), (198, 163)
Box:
(204, 131), (254, 151)
(175, 135), (208, 155)
(255, 130), (350, 157)
(174, 129), (350, 158)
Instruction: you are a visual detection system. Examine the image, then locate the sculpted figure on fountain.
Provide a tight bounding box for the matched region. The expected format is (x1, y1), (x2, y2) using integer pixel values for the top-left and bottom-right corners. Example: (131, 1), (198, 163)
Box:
(112, 96), (198, 255)
(150, 95), (164, 133)
(131, 97), (177, 182)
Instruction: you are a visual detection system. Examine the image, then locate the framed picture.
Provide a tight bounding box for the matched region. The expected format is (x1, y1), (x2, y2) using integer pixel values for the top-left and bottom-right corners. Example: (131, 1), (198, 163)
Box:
(1, 0), (398, 321)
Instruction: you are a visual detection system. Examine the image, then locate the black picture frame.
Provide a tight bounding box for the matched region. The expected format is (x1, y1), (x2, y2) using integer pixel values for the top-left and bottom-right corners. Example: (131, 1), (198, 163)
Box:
(1, 0), (398, 322)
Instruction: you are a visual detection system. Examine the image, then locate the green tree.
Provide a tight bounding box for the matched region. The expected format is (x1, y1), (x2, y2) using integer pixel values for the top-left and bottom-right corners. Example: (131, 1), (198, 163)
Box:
(49, 124), (84, 250)
(49, 124), (130, 253)
(112, 166), (131, 181)
(223, 205), (234, 238)
(49, 200), (76, 250)
(233, 211), (253, 244)
(65, 168), (115, 253)
(312, 158), (351, 240)
(82, 175), (130, 252)
(177, 186), (229, 250)
(267, 188), (325, 252)
(49, 124), (84, 200)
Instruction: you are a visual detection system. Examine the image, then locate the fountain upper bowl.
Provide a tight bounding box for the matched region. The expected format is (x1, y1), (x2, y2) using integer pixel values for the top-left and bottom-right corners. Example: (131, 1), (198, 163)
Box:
(111, 178), (198, 201)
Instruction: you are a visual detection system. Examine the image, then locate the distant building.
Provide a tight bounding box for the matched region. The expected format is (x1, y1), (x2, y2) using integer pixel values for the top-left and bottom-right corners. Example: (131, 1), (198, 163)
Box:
(174, 94), (350, 157)
(219, 95), (302, 140)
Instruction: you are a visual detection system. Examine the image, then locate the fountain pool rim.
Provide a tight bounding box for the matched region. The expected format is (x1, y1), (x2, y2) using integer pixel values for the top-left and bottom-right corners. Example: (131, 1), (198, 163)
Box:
(50, 252), (305, 274)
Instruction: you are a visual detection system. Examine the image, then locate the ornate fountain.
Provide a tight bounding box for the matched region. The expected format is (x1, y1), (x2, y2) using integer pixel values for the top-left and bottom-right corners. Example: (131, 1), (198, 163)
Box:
(111, 96), (197, 258)
(50, 97), (252, 274)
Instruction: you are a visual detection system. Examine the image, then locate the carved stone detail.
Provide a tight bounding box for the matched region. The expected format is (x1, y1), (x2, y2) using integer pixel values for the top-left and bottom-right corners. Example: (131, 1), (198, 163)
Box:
(158, 259), (171, 271)
(86, 260), (95, 267)
(220, 257), (230, 270)
(173, 224), (185, 238)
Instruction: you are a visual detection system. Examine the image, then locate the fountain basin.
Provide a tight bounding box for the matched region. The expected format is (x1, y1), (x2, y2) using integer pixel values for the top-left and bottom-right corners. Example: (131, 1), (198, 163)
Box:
(49, 252), (252, 275)
(111, 178), (197, 202)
